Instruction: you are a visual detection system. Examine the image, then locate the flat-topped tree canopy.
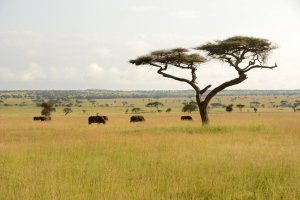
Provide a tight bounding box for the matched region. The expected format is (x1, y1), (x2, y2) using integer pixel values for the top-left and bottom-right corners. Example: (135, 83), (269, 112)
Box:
(129, 47), (207, 69)
(195, 36), (278, 74)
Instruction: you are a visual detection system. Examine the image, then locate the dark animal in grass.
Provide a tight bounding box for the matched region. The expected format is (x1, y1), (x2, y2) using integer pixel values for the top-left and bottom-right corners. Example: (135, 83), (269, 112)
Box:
(88, 116), (106, 125)
(181, 116), (193, 120)
(130, 115), (145, 122)
(101, 116), (108, 120)
(33, 116), (51, 121)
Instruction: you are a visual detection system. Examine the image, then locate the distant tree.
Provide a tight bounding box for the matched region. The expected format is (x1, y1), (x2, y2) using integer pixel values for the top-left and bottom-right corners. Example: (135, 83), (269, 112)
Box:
(250, 101), (260, 108)
(253, 108), (258, 113)
(269, 102), (275, 108)
(125, 109), (129, 114)
(280, 101), (288, 107)
(290, 102), (300, 112)
(82, 109), (87, 114)
(166, 108), (172, 113)
(65, 103), (73, 107)
(122, 101), (128, 107)
(88, 99), (96, 106)
(41, 102), (56, 117)
(182, 102), (198, 113)
(146, 102), (164, 112)
(129, 36), (278, 125)
(226, 105), (233, 112)
(131, 107), (141, 113)
(63, 108), (73, 115)
(210, 103), (224, 109)
(236, 104), (245, 112)
(153, 95), (161, 101)
(75, 99), (83, 106)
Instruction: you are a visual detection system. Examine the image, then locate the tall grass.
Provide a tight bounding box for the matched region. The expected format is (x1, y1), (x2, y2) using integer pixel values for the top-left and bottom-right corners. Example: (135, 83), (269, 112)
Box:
(0, 112), (300, 199)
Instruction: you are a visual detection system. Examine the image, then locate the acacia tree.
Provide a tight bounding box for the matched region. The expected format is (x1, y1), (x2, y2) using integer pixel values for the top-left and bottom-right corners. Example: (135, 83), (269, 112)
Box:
(130, 36), (277, 125)
(63, 107), (73, 115)
(131, 107), (141, 113)
(236, 104), (245, 112)
(226, 105), (233, 112)
(182, 102), (198, 113)
(41, 102), (56, 117)
(146, 102), (164, 112)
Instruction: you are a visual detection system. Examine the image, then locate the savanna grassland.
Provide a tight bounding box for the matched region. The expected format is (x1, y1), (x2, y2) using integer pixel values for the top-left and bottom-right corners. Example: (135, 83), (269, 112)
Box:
(0, 92), (300, 199)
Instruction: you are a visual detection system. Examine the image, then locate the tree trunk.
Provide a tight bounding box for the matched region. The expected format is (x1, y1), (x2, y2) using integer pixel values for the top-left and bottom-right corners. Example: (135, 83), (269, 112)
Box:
(200, 103), (210, 125)
(197, 74), (247, 125)
(195, 91), (210, 125)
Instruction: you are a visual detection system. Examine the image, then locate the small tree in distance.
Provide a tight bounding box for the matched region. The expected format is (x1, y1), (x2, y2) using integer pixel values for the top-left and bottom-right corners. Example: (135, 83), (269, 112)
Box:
(63, 108), (73, 115)
(236, 104), (245, 112)
(146, 102), (164, 112)
(166, 108), (172, 113)
(226, 105), (233, 112)
(131, 108), (141, 114)
(182, 102), (198, 113)
(41, 102), (56, 117)
(130, 36), (278, 125)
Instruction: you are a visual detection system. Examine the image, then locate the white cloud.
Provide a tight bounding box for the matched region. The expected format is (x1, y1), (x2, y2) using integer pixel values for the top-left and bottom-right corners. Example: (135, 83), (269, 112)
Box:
(0, 63), (46, 82)
(0, 67), (16, 80)
(25, 49), (39, 57)
(1, 31), (42, 47)
(50, 66), (83, 81)
(169, 10), (200, 19)
(126, 40), (154, 56)
(20, 63), (47, 82)
(91, 47), (112, 57)
(86, 63), (106, 80)
(153, 34), (208, 48)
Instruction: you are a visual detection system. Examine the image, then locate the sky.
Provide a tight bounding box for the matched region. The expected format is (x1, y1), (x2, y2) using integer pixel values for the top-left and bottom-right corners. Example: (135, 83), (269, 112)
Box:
(0, 0), (299, 91)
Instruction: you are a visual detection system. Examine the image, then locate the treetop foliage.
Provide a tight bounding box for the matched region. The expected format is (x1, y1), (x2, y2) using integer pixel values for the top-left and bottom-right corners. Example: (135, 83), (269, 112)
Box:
(146, 101), (164, 108)
(195, 36), (278, 66)
(41, 102), (56, 116)
(182, 101), (198, 113)
(129, 47), (207, 68)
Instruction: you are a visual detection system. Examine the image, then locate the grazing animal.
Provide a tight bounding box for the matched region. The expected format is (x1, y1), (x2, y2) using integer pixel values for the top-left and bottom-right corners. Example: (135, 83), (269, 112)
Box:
(33, 116), (51, 121)
(101, 116), (108, 121)
(88, 116), (106, 125)
(130, 115), (145, 122)
(181, 116), (193, 120)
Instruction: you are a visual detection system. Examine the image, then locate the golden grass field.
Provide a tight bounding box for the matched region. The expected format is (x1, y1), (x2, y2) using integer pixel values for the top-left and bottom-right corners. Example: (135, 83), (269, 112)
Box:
(1, 95), (300, 199)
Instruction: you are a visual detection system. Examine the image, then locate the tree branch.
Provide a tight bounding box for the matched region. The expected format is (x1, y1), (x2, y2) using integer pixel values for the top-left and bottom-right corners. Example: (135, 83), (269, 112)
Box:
(191, 67), (197, 83)
(243, 63), (278, 73)
(157, 67), (192, 84)
(153, 63), (201, 92)
(200, 84), (212, 94)
(203, 74), (248, 108)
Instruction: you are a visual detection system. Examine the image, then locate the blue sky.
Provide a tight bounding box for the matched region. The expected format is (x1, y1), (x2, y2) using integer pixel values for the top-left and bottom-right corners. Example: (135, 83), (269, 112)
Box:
(0, 0), (299, 90)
